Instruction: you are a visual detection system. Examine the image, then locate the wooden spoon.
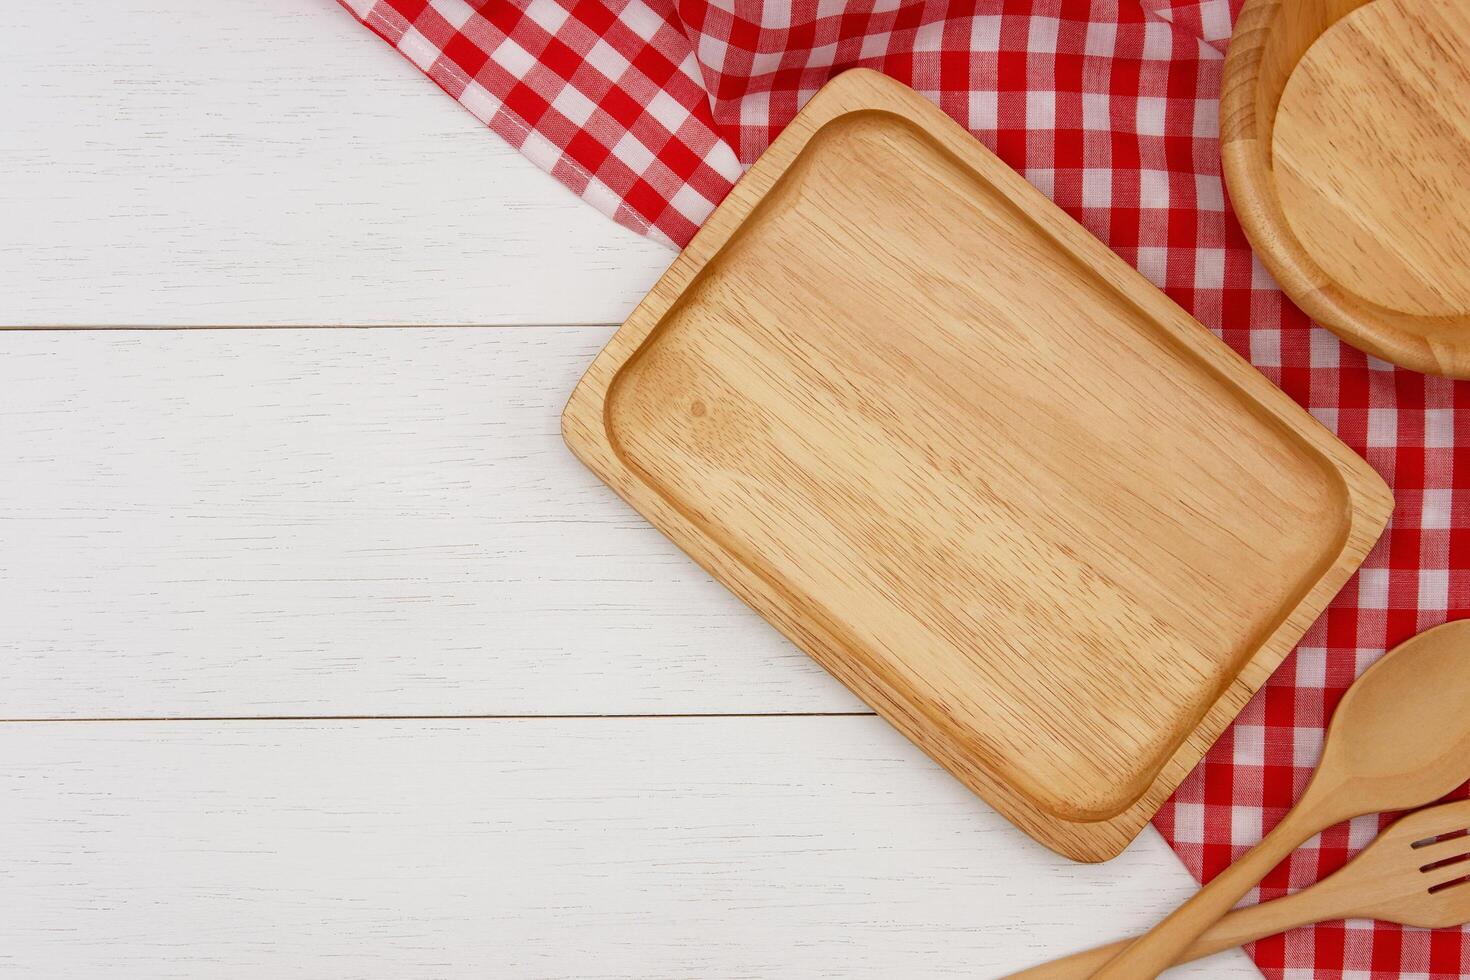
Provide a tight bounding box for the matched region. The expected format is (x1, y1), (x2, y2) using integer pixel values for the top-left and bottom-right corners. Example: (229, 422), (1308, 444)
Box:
(1007, 798), (1470, 978)
(1091, 619), (1470, 978)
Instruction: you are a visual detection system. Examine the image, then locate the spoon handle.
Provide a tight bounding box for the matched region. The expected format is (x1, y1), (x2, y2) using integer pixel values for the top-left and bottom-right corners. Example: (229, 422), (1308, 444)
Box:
(1089, 798), (1334, 978)
(1005, 876), (1345, 979)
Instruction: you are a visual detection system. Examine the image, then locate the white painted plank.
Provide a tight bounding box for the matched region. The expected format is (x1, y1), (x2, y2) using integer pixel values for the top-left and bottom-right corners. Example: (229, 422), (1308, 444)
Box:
(0, 717), (1256, 978)
(0, 327), (858, 718)
(0, 0), (672, 327)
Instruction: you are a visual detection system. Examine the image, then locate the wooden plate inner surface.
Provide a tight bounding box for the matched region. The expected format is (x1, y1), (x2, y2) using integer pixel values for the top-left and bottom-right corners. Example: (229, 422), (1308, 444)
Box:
(604, 110), (1351, 823)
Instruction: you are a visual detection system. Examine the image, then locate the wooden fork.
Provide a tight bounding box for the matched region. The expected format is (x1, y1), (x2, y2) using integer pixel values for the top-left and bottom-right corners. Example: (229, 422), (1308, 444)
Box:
(1008, 798), (1470, 979)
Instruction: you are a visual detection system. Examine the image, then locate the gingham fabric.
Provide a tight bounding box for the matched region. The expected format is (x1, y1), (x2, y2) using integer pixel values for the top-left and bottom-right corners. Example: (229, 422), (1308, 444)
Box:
(340, 2), (1470, 976)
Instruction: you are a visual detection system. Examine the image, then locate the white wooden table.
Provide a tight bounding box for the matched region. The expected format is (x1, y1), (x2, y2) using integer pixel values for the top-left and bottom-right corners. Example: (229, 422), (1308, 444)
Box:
(0, 2), (1258, 976)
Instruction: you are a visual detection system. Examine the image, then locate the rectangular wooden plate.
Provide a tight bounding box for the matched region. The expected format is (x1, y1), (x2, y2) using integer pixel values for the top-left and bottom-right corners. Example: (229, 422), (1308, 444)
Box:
(562, 70), (1392, 862)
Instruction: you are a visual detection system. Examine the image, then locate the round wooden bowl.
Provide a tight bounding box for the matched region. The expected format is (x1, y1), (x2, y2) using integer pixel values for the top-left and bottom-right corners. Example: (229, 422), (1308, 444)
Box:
(1221, 0), (1470, 377)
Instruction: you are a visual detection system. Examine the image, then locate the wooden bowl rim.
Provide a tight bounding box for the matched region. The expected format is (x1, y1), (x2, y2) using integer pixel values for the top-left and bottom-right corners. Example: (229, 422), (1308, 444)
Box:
(1220, 0), (1470, 378)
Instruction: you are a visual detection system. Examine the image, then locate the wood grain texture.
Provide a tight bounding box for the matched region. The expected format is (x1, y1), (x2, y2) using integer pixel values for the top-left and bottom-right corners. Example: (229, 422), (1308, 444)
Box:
(565, 70), (1393, 862)
(0, 718), (1255, 979)
(0, 0), (672, 327)
(1221, 0), (1470, 376)
(0, 328), (860, 719)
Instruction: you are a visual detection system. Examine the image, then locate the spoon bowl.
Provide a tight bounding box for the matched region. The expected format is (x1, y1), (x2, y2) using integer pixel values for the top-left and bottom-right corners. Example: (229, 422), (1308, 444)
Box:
(1317, 621), (1470, 815)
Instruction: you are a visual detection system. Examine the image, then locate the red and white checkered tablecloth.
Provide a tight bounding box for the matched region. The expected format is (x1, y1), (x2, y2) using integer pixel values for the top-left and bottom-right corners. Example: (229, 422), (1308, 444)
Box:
(340, 2), (1470, 976)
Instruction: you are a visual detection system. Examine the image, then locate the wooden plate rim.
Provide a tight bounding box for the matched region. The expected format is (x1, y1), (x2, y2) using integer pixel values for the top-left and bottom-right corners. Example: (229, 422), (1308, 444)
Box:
(564, 68), (1394, 861)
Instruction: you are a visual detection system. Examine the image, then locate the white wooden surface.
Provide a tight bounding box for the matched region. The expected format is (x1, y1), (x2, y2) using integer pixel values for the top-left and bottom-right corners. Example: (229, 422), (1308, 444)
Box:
(0, 0), (671, 327)
(1, 720), (1246, 979)
(0, 2), (1259, 977)
(0, 328), (850, 718)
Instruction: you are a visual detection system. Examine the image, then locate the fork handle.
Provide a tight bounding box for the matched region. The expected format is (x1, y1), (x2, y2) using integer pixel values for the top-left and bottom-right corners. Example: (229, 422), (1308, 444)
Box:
(1089, 792), (1340, 978)
(1005, 880), (1344, 979)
